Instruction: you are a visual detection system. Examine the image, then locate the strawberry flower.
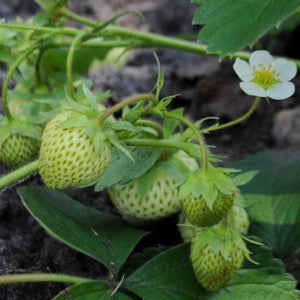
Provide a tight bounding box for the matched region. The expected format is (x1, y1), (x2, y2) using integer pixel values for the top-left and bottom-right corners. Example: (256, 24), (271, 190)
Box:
(233, 50), (297, 100)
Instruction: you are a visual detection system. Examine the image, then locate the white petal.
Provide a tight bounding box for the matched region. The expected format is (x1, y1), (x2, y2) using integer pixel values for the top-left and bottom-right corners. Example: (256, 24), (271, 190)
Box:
(233, 58), (253, 82)
(267, 82), (295, 100)
(250, 50), (273, 69)
(272, 58), (297, 81)
(240, 82), (267, 97)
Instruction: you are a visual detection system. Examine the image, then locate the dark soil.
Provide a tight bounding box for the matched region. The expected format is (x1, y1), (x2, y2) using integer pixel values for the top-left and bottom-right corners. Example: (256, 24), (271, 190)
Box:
(0, 0), (299, 299)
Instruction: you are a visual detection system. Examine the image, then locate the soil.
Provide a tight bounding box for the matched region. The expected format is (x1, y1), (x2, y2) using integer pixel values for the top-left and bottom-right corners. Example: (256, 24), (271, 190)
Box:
(0, 0), (299, 299)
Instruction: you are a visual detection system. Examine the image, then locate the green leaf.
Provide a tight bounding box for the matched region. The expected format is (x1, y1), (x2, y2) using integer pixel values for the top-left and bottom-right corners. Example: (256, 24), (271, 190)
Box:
(163, 108), (184, 138)
(53, 281), (131, 300)
(231, 150), (300, 258)
(233, 171), (259, 187)
(193, 0), (300, 56)
(19, 186), (148, 273)
(59, 114), (89, 128)
(137, 167), (157, 199)
(214, 244), (300, 300)
(94, 146), (161, 191)
(125, 243), (206, 299)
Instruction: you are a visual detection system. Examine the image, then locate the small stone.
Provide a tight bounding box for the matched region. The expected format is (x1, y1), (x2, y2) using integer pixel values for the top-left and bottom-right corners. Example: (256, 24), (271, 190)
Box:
(272, 107), (300, 148)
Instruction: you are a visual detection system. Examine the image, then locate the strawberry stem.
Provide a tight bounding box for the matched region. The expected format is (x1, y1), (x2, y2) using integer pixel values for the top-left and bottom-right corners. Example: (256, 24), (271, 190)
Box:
(2, 49), (35, 120)
(209, 97), (261, 131)
(0, 273), (92, 285)
(0, 160), (39, 190)
(134, 119), (164, 138)
(97, 93), (158, 124)
(67, 32), (92, 100)
(161, 111), (208, 171)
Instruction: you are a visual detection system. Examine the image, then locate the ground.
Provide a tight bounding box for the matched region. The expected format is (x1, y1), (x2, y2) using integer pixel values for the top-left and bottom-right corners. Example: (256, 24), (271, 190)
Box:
(0, 0), (299, 299)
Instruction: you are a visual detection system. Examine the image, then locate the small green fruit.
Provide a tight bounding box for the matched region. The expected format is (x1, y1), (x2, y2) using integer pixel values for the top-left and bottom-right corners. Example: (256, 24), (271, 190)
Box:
(39, 111), (111, 189)
(0, 133), (40, 168)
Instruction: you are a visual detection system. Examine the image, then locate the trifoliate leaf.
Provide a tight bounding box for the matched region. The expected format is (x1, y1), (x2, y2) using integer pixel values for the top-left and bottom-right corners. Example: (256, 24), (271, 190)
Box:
(193, 0), (300, 57)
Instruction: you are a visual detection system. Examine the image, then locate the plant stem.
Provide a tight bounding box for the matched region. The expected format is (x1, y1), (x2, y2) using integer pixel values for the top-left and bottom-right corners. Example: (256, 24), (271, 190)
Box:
(59, 8), (300, 69)
(67, 32), (89, 99)
(0, 23), (78, 35)
(122, 138), (192, 152)
(2, 49), (34, 120)
(161, 111), (208, 171)
(97, 94), (157, 124)
(210, 97), (261, 131)
(134, 119), (164, 138)
(0, 160), (39, 190)
(0, 273), (91, 285)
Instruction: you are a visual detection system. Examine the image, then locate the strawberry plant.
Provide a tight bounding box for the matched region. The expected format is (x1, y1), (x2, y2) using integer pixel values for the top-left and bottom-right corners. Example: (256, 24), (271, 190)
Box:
(0, 0), (299, 299)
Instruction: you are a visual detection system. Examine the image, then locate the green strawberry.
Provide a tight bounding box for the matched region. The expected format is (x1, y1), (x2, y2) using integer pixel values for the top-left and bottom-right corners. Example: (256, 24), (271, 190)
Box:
(178, 205), (249, 243)
(0, 133), (40, 169)
(180, 167), (239, 227)
(190, 226), (248, 291)
(109, 150), (198, 226)
(182, 192), (234, 227)
(39, 111), (111, 189)
(109, 168), (179, 225)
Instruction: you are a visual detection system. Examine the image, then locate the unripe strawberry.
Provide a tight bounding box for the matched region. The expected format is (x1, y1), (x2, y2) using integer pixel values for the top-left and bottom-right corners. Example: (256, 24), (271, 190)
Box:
(109, 150), (198, 226)
(108, 169), (179, 225)
(39, 111), (111, 189)
(190, 227), (246, 291)
(182, 192), (234, 227)
(0, 133), (40, 169)
(228, 205), (249, 235)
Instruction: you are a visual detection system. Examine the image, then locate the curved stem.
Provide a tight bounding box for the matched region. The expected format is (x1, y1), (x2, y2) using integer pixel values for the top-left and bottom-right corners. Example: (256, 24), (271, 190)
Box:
(2, 50), (34, 120)
(134, 119), (164, 138)
(210, 97), (261, 131)
(0, 160), (39, 190)
(122, 138), (192, 153)
(59, 8), (300, 69)
(161, 111), (208, 171)
(0, 273), (92, 285)
(97, 94), (157, 124)
(67, 32), (90, 99)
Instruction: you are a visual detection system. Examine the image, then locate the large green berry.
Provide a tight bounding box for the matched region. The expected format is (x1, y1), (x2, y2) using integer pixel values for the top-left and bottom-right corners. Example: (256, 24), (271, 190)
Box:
(190, 228), (245, 291)
(108, 169), (179, 225)
(0, 133), (40, 169)
(182, 192), (234, 227)
(39, 111), (111, 189)
(108, 150), (198, 226)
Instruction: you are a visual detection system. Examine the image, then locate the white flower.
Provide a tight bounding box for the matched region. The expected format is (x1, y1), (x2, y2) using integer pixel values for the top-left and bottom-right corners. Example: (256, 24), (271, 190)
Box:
(233, 50), (297, 100)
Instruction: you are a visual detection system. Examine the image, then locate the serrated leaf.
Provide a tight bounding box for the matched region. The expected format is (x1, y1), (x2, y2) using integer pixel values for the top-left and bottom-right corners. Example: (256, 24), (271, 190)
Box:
(53, 281), (131, 300)
(19, 186), (148, 273)
(231, 149), (300, 258)
(94, 146), (161, 191)
(233, 170), (259, 186)
(82, 84), (98, 111)
(108, 132), (134, 161)
(193, 0), (300, 56)
(125, 244), (207, 299)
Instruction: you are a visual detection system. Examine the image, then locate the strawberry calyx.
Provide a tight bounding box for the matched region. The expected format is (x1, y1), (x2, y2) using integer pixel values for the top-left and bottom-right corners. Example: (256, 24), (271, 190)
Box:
(179, 166), (239, 210)
(191, 226), (253, 263)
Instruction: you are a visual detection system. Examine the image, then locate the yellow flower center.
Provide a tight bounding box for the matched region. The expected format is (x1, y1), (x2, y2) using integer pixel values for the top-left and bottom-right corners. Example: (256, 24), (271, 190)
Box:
(252, 63), (280, 89)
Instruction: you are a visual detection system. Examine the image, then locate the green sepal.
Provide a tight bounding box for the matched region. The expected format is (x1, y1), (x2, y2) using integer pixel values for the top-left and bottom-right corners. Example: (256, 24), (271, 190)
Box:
(232, 170), (259, 186)
(105, 120), (138, 133)
(179, 167), (239, 209)
(59, 114), (90, 128)
(163, 108), (184, 138)
(192, 226), (254, 263)
(107, 131), (134, 161)
(137, 167), (158, 199)
(151, 53), (165, 99)
(83, 124), (108, 156)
